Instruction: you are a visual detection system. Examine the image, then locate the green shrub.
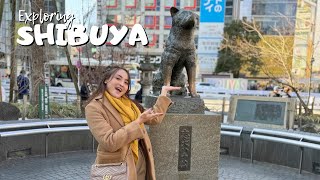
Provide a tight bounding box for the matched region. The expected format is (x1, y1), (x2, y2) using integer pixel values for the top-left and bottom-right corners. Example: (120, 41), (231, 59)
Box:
(13, 103), (39, 119)
(50, 102), (82, 118)
(295, 114), (320, 125)
(13, 102), (82, 119)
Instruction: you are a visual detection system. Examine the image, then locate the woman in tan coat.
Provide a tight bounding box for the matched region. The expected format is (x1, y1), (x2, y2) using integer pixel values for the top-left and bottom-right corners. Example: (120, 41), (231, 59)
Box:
(85, 66), (180, 180)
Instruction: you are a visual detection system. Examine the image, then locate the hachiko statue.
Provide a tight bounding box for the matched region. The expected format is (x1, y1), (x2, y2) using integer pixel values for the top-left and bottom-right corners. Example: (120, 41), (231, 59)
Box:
(152, 7), (199, 97)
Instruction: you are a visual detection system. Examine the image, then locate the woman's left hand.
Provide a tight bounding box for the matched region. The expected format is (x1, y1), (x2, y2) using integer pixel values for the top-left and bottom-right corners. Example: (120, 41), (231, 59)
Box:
(136, 108), (163, 124)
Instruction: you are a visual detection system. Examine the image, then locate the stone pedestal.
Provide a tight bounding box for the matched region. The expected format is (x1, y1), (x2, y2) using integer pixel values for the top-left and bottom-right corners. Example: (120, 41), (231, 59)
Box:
(149, 114), (221, 180)
(145, 95), (205, 114)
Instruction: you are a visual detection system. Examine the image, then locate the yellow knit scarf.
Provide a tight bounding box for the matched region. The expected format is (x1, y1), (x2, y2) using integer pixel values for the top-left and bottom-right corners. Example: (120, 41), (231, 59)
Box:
(104, 91), (144, 164)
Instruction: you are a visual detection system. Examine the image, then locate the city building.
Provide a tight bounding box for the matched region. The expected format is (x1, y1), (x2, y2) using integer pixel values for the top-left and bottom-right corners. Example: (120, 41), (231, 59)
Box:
(96, 0), (319, 79)
(1, 0), (318, 80)
(97, 0), (223, 77)
(0, 0), (65, 76)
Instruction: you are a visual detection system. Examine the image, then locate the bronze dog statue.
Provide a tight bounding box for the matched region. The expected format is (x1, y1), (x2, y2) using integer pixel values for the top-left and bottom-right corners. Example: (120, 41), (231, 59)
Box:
(152, 7), (198, 97)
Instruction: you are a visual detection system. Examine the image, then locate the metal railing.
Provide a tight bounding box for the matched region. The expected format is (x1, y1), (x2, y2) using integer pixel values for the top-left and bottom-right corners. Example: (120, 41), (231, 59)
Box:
(0, 119), (94, 157)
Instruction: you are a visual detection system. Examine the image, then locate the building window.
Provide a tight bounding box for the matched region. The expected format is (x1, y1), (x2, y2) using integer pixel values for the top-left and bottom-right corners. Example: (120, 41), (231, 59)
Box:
(252, 1), (297, 16)
(225, 0), (233, 16)
(225, 8), (233, 15)
(147, 34), (159, 48)
(145, 0), (156, 9)
(183, 0), (196, 10)
(106, 15), (121, 26)
(145, 16), (159, 29)
(164, 16), (172, 29)
(125, 15), (137, 27)
(125, 0), (137, 9)
(106, 0), (117, 8)
(165, 0), (176, 9)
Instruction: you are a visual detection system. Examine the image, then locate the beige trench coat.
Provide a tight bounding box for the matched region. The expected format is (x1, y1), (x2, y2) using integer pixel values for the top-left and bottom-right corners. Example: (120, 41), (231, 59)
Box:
(85, 94), (172, 180)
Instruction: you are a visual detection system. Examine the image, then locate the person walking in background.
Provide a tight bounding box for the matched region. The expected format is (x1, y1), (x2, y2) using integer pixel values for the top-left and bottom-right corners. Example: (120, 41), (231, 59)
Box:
(269, 86), (281, 97)
(282, 87), (292, 98)
(134, 87), (143, 103)
(80, 81), (92, 117)
(85, 65), (180, 180)
(80, 82), (90, 101)
(17, 70), (29, 100)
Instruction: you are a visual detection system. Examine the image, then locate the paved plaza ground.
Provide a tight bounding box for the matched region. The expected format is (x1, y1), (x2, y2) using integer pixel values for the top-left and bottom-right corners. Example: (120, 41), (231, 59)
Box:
(0, 151), (319, 180)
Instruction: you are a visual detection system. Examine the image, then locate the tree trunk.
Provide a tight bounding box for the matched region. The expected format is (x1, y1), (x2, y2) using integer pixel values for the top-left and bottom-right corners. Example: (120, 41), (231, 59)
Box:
(29, 0), (45, 105)
(9, 0), (16, 103)
(293, 90), (312, 115)
(0, 0), (5, 27)
(64, 47), (80, 95)
(0, 0), (6, 101)
(272, 80), (313, 116)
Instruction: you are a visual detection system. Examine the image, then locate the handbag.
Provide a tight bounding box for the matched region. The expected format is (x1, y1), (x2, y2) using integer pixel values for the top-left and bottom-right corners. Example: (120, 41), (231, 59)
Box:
(90, 161), (128, 180)
(90, 142), (131, 180)
(91, 101), (130, 180)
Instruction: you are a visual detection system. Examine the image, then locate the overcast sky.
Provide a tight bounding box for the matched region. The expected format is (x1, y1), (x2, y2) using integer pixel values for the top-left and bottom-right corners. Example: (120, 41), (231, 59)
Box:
(65, 0), (97, 26)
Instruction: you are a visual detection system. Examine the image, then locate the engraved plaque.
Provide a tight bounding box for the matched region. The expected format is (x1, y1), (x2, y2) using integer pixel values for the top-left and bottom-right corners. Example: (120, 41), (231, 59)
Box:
(178, 126), (192, 171)
(235, 100), (286, 125)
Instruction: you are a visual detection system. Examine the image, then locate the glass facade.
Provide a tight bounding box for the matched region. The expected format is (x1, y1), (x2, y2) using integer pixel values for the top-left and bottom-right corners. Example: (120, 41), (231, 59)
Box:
(98, 0), (237, 54)
(225, 0), (234, 24)
(96, 0), (301, 56)
(252, 0), (297, 35)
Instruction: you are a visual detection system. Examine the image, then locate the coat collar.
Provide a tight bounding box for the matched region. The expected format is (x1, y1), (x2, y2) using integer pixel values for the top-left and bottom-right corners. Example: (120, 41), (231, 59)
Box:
(95, 93), (125, 127)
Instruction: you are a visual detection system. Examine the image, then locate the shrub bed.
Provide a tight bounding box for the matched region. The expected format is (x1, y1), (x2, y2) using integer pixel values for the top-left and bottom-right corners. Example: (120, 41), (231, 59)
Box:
(13, 102), (82, 119)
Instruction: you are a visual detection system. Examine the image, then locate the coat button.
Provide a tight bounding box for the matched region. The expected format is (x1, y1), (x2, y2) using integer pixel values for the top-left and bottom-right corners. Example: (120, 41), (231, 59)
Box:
(148, 148), (151, 152)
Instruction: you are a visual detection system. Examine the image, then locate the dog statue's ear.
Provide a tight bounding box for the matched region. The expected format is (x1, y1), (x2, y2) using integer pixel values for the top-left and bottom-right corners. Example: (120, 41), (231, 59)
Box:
(170, 7), (179, 17)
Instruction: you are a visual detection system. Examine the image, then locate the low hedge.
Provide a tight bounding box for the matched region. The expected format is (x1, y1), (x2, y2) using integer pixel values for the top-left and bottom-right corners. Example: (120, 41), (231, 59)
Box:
(13, 102), (82, 119)
(295, 114), (320, 125)
(295, 114), (320, 134)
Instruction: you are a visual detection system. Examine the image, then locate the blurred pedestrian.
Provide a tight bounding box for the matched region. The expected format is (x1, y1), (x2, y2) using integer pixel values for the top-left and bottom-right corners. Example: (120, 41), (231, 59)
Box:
(282, 87), (292, 98)
(80, 81), (91, 117)
(80, 82), (91, 101)
(269, 86), (281, 97)
(17, 70), (29, 100)
(134, 87), (143, 103)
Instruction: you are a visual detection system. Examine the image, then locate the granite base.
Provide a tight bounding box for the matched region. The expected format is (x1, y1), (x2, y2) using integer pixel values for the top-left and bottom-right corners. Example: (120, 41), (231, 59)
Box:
(145, 95), (205, 114)
(149, 114), (221, 180)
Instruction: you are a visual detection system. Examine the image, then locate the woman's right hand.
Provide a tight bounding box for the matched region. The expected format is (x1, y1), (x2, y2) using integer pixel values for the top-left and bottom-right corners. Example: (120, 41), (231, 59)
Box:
(160, 86), (181, 96)
(136, 108), (163, 124)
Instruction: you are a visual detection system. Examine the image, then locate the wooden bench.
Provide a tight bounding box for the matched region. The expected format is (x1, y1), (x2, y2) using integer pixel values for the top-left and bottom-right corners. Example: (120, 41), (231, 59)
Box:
(221, 124), (243, 158)
(0, 119), (94, 157)
(250, 128), (320, 173)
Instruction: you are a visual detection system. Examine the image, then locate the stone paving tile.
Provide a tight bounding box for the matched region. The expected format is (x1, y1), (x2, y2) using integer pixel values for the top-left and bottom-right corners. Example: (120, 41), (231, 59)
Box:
(0, 151), (319, 180)
(219, 156), (320, 180)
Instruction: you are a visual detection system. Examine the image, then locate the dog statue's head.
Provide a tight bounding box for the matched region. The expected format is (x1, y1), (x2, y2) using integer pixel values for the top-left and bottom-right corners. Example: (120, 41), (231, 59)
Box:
(170, 7), (198, 30)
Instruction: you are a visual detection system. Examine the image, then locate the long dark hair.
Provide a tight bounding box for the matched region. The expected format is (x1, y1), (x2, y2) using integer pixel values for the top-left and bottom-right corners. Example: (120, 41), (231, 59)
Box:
(86, 65), (144, 112)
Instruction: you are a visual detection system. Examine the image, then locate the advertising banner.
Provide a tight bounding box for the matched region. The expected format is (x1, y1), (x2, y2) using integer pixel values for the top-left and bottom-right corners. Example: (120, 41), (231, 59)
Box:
(198, 0), (226, 75)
